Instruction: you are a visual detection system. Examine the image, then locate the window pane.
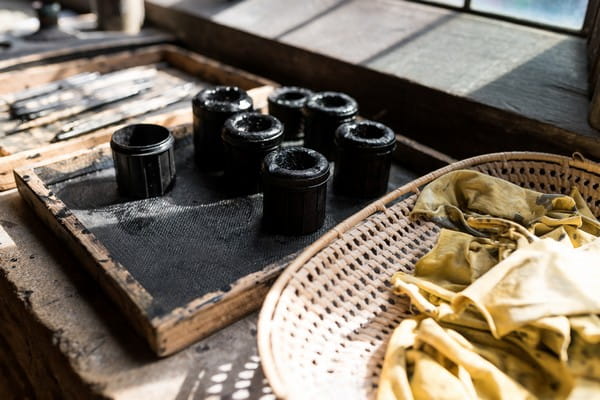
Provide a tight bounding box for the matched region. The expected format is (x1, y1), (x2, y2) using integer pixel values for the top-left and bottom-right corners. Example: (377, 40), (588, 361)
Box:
(421, 0), (465, 6)
(470, 0), (589, 30)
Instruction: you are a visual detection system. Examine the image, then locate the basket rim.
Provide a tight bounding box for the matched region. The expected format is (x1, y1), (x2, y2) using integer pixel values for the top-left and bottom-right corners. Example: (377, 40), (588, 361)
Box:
(257, 150), (600, 398)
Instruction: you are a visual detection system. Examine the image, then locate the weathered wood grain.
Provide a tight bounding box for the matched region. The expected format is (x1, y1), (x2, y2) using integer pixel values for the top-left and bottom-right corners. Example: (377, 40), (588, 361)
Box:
(0, 46), (159, 95)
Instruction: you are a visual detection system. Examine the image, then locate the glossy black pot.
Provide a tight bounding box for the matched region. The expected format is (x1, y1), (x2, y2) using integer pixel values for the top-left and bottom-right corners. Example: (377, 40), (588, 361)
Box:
(303, 91), (358, 160)
(192, 86), (253, 170)
(222, 112), (284, 194)
(262, 147), (330, 235)
(333, 120), (396, 198)
(268, 86), (313, 141)
(111, 123), (176, 198)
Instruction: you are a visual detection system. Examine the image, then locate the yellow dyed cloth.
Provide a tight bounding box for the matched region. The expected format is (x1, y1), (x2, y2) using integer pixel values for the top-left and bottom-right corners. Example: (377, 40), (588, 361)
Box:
(410, 169), (600, 242)
(378, 170), (600, 400)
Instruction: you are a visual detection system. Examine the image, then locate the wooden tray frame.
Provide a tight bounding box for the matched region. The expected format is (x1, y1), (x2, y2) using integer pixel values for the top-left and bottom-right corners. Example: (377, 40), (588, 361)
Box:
(0, 44), (275, 191)
(14, 86), (279, 356)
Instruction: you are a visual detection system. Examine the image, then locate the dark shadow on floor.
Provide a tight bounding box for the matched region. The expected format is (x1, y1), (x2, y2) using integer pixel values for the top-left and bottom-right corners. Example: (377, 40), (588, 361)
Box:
(468, 37), (596, 142)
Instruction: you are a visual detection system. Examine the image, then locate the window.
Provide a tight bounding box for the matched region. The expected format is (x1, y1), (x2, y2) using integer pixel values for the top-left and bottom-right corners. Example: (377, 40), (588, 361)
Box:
(414, 0), (589, 32)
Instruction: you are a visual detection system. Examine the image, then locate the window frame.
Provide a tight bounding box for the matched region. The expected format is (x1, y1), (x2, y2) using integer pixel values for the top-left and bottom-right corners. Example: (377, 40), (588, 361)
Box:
(408, 0), (596, 36)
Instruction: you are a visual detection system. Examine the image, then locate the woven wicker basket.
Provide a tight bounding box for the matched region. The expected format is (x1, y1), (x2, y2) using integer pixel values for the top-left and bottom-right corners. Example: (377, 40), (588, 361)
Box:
(257, 152), (600, 400)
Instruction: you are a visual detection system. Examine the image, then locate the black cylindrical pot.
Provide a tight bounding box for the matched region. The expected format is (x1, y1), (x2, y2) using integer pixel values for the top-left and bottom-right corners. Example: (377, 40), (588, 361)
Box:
(111, 124), (176, 199)
(262, 147), (330, 235)
(268, 86), (313, 141)
(303, 91), (358, 160)
(222, 112), (284, 194)
(192, 86), (253, 170)
(333, 120), (396, 198)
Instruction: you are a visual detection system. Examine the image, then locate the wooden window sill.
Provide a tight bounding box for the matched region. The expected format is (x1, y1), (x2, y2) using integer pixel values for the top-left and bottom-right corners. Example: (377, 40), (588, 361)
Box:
(145, 0), (597, 160)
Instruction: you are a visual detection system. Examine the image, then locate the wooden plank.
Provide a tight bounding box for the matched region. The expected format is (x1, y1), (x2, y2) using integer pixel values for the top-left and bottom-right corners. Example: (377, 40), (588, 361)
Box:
(0, 45), (275, 191)
(584, 0), (600, 36)
(0, 44), (273, 97)
(587, 0), (600, 95)
(0, 46), (158, 95)
(146, 0), (600, 161)
(230, 0), (592, 134)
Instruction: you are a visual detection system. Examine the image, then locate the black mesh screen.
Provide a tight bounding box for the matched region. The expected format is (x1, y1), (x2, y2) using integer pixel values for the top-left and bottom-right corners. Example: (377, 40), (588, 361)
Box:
(49, 135), (416, 314)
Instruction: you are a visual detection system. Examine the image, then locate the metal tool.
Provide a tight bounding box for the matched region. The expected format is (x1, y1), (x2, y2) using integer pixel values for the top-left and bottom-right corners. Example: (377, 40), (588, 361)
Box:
(51, 84), (195, 142)
(9, 67), (157, 119)
(12, 77), (154, 120)
(5, 80), (154, 135)
(0, 72), (99, 107)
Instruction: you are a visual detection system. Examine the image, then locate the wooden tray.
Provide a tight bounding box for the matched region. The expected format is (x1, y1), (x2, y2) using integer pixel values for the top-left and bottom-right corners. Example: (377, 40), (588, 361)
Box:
(15, 116), (416, 356)
(0, 44), (275, 191)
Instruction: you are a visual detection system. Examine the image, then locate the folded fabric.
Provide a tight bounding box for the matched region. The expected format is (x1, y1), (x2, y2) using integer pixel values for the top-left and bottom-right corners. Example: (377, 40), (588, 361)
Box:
(379, 169), (600, 400)
(410, 170), (600, 243)
(377, 318), (568, 400)
(452, 237), (600, 338)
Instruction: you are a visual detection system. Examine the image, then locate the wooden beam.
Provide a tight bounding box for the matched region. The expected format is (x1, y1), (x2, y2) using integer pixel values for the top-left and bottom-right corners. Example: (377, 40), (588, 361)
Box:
(584, 0), (600, 36)
(588, 0), (600, 92)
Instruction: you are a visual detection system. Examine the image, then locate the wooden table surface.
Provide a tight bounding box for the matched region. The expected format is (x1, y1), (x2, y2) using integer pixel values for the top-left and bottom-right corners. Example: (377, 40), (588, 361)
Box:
(0, 144), (428, 399)
(0, 5), (272, 399)
(0, 4), (440, 398)
(0, 188), (278, 400)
